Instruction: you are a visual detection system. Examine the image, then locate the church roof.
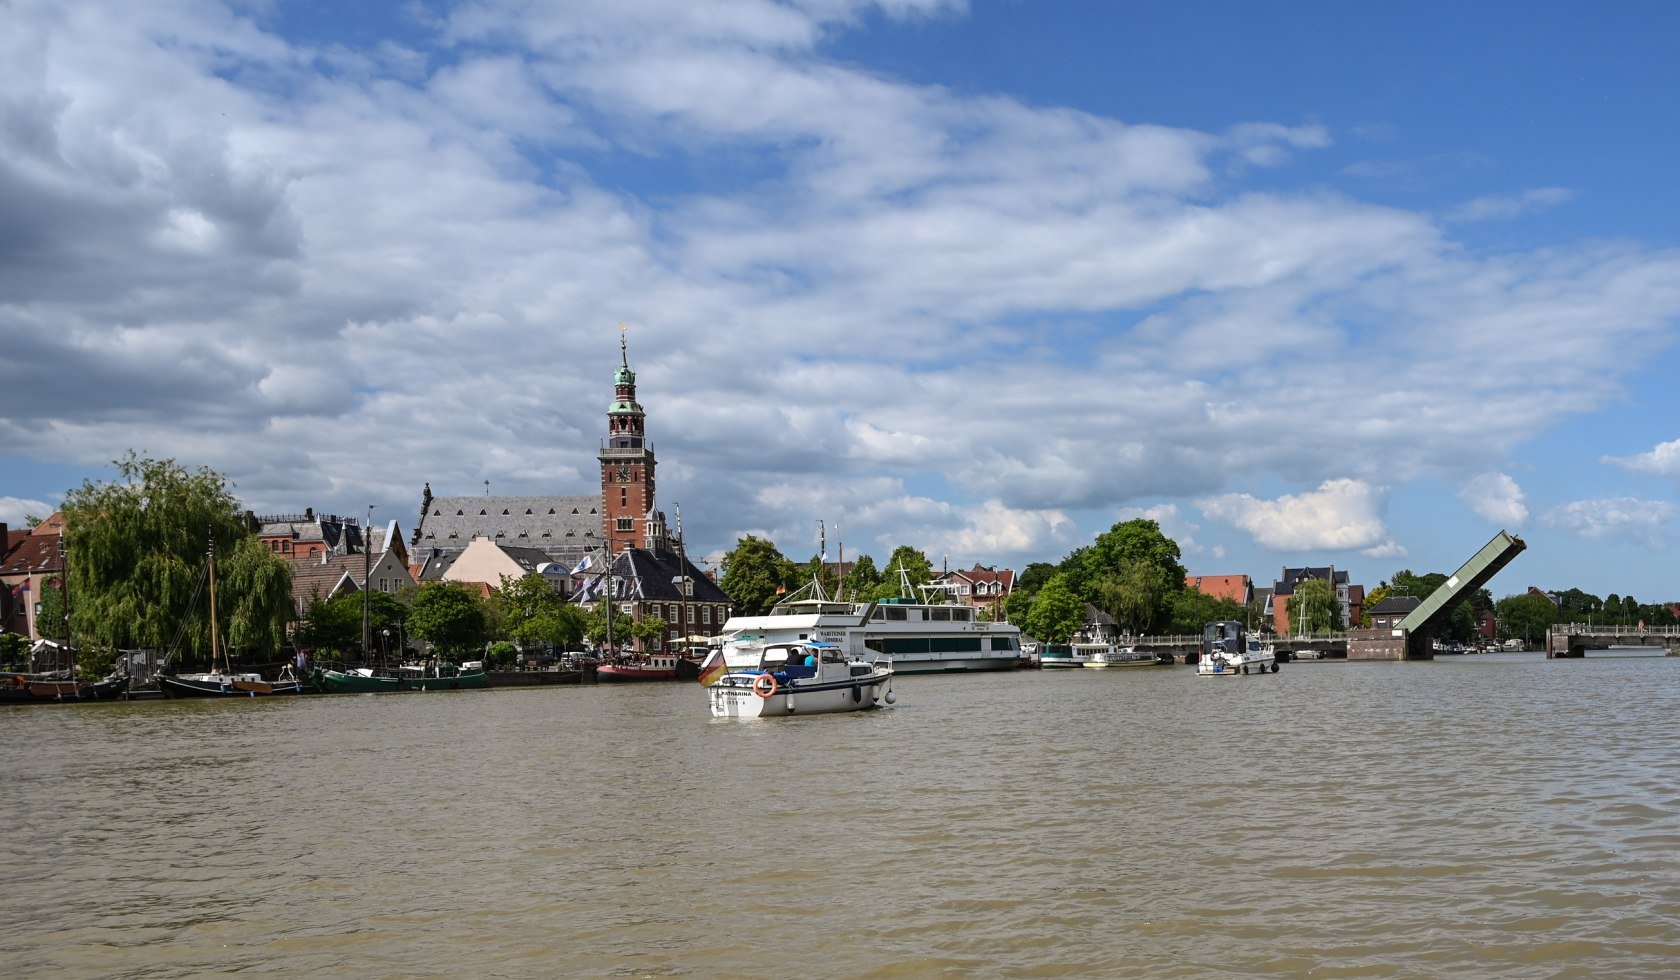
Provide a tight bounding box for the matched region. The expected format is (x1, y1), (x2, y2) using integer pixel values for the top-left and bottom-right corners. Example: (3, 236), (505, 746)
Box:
(416, 495), (601, 552)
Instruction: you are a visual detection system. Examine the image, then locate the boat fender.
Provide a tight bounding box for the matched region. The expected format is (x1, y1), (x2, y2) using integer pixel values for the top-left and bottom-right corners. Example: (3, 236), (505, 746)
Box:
(884, 690), (896, 705)
(1271, 662), (1280, 673)
(753, 672), (779, 699)
(852, 684), (862, 703)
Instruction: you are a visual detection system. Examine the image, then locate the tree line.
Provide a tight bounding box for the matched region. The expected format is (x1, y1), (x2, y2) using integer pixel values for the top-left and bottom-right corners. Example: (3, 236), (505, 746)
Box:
(21, 453), (665, 677)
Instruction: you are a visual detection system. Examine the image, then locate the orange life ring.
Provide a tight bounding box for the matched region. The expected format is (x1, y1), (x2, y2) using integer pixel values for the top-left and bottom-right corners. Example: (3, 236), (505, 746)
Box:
(753, 672), (779, 699)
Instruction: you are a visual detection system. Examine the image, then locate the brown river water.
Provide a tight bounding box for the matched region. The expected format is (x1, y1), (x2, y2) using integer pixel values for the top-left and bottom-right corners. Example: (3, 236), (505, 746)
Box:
(3, 650), (1678, 978)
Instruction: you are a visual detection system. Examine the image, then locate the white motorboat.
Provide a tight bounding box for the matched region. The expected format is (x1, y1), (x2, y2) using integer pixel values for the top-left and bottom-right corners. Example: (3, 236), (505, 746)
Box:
(716, 576), (1024, 675)
(707, 641), (895, 718)
(1078, 643), (1166, 668)
(1198, 620), (1278, 675)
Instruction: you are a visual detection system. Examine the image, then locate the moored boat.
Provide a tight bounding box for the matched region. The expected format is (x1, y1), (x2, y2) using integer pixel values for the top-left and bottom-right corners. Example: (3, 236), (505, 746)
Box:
(1198, 621), (1278, 675)
(1078, 642), (1168, 668)
(158, 666), (305, 698)
(596, 653), (679, 681)
(1038, 643), (1092, 668)
(707, 640), (893, 718)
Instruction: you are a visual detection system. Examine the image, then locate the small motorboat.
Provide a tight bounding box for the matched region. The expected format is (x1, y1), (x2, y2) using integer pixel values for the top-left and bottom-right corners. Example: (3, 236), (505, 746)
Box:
(1077, 643), (1167, 668)
(706, 641), (894, 718)
(1199, 621), (1278, 676)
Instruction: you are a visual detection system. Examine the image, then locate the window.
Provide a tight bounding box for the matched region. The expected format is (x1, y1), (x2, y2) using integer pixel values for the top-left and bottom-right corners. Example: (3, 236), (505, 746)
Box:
(702, 607), (711, 624)
(616, 518), (633, 532)
(620, 489), (627, 507)
(650, 604), (662, 619)
(931, 608), (951, 621)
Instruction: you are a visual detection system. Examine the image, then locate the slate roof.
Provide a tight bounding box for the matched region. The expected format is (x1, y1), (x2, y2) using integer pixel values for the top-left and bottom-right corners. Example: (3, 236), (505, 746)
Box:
(1275, 566), (1340, 596)
(576, 547), (730, 604)
(1367, 595), (1422, 616)
(413, 494), (601, 562)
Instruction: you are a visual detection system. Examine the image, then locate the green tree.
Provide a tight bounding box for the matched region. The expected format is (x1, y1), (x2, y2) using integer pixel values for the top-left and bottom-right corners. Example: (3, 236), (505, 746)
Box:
(492, 573), (584, 650)
(294, 590), (409, 658)
(631, 616), (668, 646)
(1003, 588), (1034, 624)
(1095, 563), (1176, 634)
(1390, 569), (1447, 604)
(1168, 588), (1248, 634)
(720, 535), (795, 615)
(1082, 520), (1186, 598)
(1290, 578), (1340, 633)
(843, 554), (882, 600)
(582, 599), (636, 649)
(1359, 584), (1391, 628)
(1015, 562), (1058, 597)
(485, 641), (518, 669)
(62, 452), (292, 662)
(407, 582), (486, 656)
(0, 632), (31, 671)
(870, 545), (938, 602)
(1023, 574), (1085, 643)
(1495, 592), (1558, 645)
(37, 578), (68, 643)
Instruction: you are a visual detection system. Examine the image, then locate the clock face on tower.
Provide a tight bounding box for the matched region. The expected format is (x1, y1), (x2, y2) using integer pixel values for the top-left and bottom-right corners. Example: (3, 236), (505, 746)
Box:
(615, 465), (631, 483)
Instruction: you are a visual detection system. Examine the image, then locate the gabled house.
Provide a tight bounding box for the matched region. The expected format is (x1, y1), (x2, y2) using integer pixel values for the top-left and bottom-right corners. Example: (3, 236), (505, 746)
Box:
(1270, 565), (1361, 632)
(0, 514), (68, 645)
(931, 564), (1015, 612)
(1185, 574), (1251, 605)
(441, 538), (566, 594)
(286, 519), (416, 618)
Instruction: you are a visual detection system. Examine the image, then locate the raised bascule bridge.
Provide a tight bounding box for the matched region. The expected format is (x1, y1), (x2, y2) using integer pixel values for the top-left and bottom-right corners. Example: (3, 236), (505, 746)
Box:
(1346, 529), (1528, 661)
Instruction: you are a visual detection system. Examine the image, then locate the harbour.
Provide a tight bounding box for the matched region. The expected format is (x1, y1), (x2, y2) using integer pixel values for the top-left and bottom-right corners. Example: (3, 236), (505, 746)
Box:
(5, 650), (1678, 977)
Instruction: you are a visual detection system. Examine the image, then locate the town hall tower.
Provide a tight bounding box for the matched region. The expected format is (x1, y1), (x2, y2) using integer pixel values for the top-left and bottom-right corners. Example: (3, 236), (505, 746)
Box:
(599, 328), (656, 554)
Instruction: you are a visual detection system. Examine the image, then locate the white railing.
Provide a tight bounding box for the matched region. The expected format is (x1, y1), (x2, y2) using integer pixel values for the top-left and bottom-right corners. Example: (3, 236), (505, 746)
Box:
(1550, 623), (1680, 636)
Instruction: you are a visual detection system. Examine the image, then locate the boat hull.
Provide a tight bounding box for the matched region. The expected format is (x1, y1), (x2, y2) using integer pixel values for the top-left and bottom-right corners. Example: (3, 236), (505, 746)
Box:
(157, 674), (305, 698)
(312, 669), (401, 694)
(707, 669), (893, 718)
(597, 664), (677, 682)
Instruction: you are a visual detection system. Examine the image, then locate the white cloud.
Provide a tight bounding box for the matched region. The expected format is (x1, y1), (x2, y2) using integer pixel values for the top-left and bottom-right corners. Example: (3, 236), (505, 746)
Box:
(1543, 498), (1677, 548)
(1361, 539), (1408, 559)
(0, 497), (54, 527)
(1459, 472), (1529, 526)
(2, 2), (1680, 579)
(1604, 437), (1680, 479)
(1447, 187), (1574, 223)
(1196, 479), (1392, 551)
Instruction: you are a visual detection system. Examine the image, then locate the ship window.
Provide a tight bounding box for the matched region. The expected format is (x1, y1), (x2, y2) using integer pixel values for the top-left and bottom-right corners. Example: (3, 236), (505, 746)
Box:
(990, 637), (1018, 651)
(931, 608), (951, 621)
(871, 608), (885, 621)
(885, 607), (907, 621)
(955, 608), (972, 621)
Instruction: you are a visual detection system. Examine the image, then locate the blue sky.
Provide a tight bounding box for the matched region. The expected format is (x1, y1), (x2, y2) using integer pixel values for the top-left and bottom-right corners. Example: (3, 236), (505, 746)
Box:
(3, 0), (1679, 602)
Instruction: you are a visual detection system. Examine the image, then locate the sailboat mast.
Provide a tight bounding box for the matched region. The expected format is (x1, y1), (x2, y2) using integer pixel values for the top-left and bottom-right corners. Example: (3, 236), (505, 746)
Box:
(206, 534), (222, 673)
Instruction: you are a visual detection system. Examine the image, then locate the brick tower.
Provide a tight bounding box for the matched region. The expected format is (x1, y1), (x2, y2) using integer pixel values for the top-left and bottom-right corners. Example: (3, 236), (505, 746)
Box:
(599, 327), (656, 554)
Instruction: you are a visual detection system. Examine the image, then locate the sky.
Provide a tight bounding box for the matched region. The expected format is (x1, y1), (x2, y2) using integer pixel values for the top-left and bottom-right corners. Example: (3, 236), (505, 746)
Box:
(3, 0), (1679, 602)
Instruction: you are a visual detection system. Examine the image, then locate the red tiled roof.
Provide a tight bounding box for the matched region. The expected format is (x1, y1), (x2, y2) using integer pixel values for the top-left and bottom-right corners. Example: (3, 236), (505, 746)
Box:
(0, 532), (63, 576)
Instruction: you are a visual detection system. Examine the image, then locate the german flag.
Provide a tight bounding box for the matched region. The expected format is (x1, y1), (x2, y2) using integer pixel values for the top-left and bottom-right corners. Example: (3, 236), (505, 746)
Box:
(697, 648), (728, 687)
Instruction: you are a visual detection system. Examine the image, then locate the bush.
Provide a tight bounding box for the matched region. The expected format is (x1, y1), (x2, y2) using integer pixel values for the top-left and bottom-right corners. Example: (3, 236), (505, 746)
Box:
(486, 641), (518, 669)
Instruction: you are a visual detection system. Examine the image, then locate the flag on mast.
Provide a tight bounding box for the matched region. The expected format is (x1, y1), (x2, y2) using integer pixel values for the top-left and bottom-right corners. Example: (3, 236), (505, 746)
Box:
(696, 647), (728, 686)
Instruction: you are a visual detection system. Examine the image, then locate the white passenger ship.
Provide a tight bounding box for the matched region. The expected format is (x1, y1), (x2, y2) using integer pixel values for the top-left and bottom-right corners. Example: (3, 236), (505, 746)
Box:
(717, 578), (1025, 675)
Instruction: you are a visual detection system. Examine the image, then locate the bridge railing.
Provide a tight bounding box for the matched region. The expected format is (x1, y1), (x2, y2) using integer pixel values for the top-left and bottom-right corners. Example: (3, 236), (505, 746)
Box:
(1550, 623), (1680, 636)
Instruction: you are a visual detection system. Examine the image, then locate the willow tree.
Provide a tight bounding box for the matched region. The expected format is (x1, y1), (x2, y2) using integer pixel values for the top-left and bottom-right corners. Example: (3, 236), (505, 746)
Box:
(61, 452), (292, 662)
(1290, 578), (1341, 634)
